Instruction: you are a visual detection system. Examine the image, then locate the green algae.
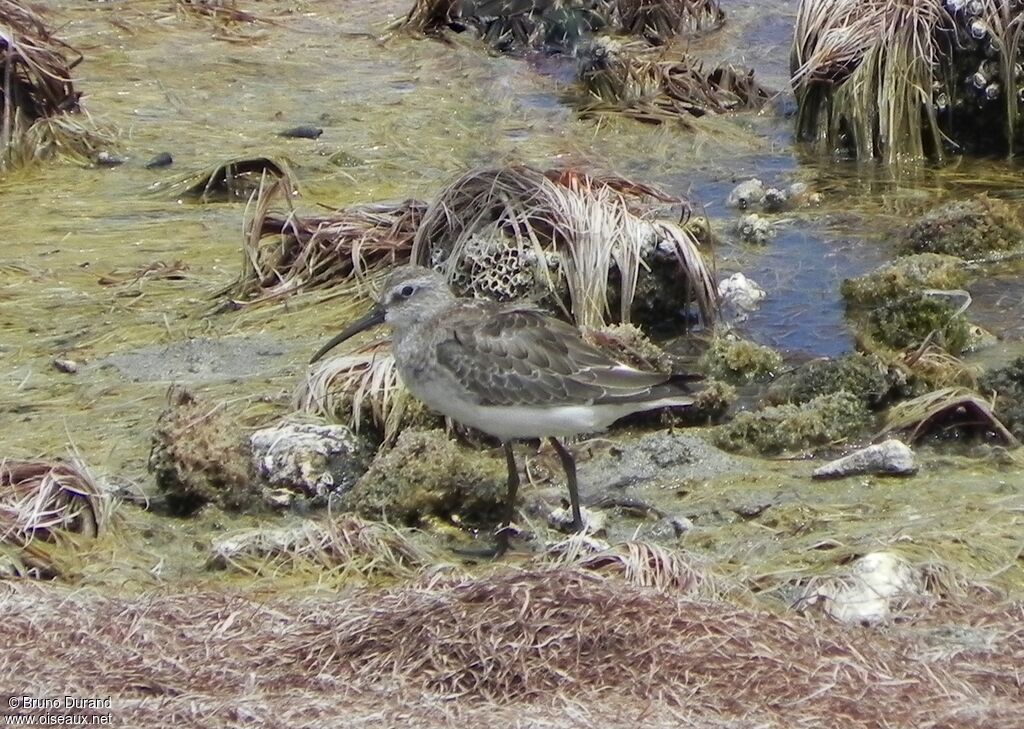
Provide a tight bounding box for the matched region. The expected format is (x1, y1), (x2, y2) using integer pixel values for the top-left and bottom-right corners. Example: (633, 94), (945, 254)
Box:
(840, 253), (971, 307)
(900, 196), (1024, 258)
(698, 334), (783, 385)
(767, 353), (906, 409)
(865, 292), (972, 355)
(712, 391), (871, 457)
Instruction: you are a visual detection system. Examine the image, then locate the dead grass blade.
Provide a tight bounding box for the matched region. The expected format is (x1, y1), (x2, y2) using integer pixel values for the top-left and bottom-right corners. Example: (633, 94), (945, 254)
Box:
(153, 155), (296, 202)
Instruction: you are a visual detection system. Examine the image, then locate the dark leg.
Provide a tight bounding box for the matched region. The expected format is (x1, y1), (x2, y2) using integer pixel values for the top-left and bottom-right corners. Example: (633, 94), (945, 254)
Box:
(549, 437), (583, 532)
(495, 440), (520, 557)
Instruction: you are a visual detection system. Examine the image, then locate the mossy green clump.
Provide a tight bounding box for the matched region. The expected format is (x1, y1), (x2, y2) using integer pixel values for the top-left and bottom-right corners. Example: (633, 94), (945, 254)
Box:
(841, 254), (971, 307)
(979, 357), (1024, 441)
(712, 392), (872, 456)
(767, 353), (906, 409)
(584, 323), (672, 372)
(865, 292), (971, 355)
(148, 388), (258, 515)
(899, 196), (1024, 258)
(343, 429), (506, 528)
(699, 334), (783, 385)
(672, 378), (736, 426)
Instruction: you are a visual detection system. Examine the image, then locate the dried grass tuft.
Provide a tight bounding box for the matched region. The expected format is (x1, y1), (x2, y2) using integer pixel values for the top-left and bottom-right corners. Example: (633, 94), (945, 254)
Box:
(578, 39), (772, 124)
(0, 0), (113, 169)
(413, 164), (717, 329)
(225, 179), (423, 308)
(295, 338), (417, 442)
(0, 458), (113, 577)
(154, 155), (296, 203)
(208, 514), (438, 581)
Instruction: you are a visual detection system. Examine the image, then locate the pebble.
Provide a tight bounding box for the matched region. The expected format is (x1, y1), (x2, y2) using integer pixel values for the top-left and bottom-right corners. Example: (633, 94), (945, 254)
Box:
(806, 551), (921, 624)
(145, 152), (174, 169)
(726, 178), (766, 209)
(718, 272), (766, 315)
(736, 213), (774, 245)
(812, 439), (917, 480)
(278, 125), (323, 139)
(52, 358), (79, 374)
(95, 151), (126, 167)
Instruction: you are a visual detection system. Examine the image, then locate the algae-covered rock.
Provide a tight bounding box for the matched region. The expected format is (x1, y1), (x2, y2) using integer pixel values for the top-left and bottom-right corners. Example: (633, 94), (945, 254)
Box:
(712, 391), (871, 456)
(148, 388), (257, 515)
(767, 353), (905, 409)
(841, 253), (971, 307)
(699, 334), (783, 385)
(900, 196), (1024, 258)
(344, 429), (506, 527)
(979, 356), (1024, 441)
(865, 291), (971, 355)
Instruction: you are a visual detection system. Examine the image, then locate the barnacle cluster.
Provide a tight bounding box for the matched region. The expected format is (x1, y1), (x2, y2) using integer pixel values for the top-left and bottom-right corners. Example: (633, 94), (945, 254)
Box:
(431, 233), (551, 302)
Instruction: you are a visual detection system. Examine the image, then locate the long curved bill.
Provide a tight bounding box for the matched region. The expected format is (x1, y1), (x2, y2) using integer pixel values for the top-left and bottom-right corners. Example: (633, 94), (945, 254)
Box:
(309, 304), (385, 363)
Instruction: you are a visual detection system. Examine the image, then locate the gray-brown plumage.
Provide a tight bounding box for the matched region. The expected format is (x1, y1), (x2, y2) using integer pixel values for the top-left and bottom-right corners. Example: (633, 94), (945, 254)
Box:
(311, 264), (695, 555)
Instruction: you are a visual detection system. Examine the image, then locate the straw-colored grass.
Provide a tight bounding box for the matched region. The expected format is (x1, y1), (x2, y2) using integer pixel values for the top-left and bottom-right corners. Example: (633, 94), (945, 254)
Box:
(0, 0), (114, 169)
(3, 571), (1023, 727)
(153, 155), (296, 203)
(413, 164), (717, 329)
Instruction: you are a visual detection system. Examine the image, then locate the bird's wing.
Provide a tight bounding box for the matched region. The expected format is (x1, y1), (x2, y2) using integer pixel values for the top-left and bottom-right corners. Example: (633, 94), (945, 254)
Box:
(434, 307), (671, 407)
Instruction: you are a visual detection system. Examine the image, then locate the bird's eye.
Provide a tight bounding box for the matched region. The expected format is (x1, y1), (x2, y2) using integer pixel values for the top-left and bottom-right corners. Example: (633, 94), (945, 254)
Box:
(399, 285), (416, 298)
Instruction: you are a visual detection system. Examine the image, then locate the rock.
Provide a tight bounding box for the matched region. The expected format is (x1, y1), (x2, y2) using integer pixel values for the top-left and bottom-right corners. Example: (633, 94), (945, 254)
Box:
(578, 432), (741, 494)
(726, 178), (765, 209)
(278, 125), (323, 139)
(145, 152), (174, 169)
(761, 187), (788, 213)
(735, 213), (773, 245)
(900, 195), (1024, 258)
(718, 272), (766, 322)
(52, 357), (78, 374)
(343, 429), (506, 528)
(96, 151), (126, 167)
(803, 552), (921, 625)
(249, 422), (373, 505)
(812, 439), (917, 479)
(766, 353), (906, 409)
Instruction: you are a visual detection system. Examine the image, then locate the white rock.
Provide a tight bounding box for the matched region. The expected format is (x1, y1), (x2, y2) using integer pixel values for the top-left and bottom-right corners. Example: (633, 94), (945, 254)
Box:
(249, 422), (369, 502)
(806, 552), (921, 624)
(718, 272), (766, 314)
(812, 439), (917, 480)
(726, 178), (766, 209)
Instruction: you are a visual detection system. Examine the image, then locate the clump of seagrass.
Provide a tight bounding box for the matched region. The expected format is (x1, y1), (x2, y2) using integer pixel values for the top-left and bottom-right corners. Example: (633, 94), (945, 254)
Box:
(207, 514), (437, 580)
(225, 178), (424, 307)
(880, 387), (1018, 446)
(0, 1), (113, 169)
(792, 0), (1024, 161)
(413, 164), (718, 330)
(0, 458), (112, 577)
(148, 387), (258, 515)
(577, 38), (771, 124)
(402, 0), (723, 52)
(155, 156), (296, 203)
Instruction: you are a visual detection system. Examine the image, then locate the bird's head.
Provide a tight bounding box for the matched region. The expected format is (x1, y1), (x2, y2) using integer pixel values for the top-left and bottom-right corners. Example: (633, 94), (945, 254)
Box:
(309, 264), (455, 363)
